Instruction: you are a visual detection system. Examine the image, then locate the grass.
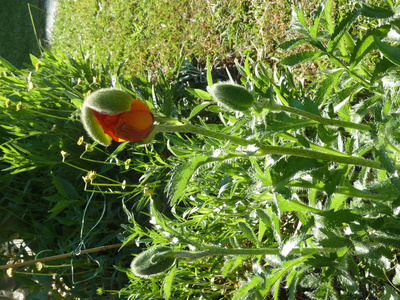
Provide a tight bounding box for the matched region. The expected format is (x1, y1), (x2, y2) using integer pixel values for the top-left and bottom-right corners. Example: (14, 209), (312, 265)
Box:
(0, 0), (46, 68)
(52, 0), (317, 77)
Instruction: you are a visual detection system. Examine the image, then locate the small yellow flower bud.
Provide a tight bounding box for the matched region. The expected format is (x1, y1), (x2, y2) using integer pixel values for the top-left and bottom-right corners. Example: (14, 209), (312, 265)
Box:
(36, 262), (44, 271)
(6, 268), (14, 278)
(87, 170), (97, 182)
(16, 102), (22, 111)
(77, 136), (84, 145)
(5, 99), (11, 108)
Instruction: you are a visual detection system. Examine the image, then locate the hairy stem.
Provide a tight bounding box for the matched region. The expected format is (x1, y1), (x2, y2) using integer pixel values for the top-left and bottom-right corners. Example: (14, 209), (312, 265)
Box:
(168, 246), (340, 260)
(153, 124), (385, 170)
(261, 102), (370, 131)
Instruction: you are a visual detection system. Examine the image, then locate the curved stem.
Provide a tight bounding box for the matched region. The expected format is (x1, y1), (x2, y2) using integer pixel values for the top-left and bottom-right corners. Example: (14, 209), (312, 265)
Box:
(260, 102), (370, 131)
(153, 124), (385, 170)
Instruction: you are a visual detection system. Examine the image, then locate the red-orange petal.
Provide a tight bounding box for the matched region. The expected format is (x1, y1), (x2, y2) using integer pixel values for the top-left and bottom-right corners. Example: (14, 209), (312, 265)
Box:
(91, 99), (154, 143)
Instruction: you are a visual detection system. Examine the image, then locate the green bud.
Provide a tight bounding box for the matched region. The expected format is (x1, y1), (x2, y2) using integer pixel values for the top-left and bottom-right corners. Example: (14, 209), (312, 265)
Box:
(83, 88), (133, 114)
(81, 88), (136, 146)
(81, 105), (113, 146)
(130, 246), (175, 278)
(209, 82), (254, 112)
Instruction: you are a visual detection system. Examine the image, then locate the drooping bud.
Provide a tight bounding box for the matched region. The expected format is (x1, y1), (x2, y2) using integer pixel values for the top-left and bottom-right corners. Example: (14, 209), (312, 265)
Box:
(130, 246), (175, 278)
(209, 82), (254, 112)
(81, 88), (154, 146)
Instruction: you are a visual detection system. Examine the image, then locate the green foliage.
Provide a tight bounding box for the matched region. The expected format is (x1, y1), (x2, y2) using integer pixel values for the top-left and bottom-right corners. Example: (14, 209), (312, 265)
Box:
(121, 0), (400, 299)
(0, 48), (198, 298)
(3, 0), (400, 299)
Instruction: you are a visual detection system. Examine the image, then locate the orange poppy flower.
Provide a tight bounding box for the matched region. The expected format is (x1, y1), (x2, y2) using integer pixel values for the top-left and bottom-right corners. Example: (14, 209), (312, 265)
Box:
(91, 99), (154, 143)
(81, 88), (154, 145)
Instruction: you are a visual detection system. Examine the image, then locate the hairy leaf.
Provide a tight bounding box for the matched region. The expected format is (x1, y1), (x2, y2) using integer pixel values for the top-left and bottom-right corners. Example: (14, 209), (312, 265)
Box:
(374, 35), (400, 66)
(281, 50), (324, 66)
(361, 3), (395, 19)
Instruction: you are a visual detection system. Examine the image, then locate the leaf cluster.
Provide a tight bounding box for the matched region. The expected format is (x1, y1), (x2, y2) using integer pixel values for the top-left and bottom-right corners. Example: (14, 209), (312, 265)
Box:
(123, 1), (400, 299)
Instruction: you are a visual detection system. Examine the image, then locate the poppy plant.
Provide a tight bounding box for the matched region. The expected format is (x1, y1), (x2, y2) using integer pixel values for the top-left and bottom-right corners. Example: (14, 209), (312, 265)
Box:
(81, 88), (154, 146)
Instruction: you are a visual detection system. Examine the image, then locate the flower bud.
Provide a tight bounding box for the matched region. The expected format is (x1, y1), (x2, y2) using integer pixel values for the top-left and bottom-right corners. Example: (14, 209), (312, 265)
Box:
(81, 88), (154, 146)
(130, 246), (175, 278)
(209, 82), (254, 112)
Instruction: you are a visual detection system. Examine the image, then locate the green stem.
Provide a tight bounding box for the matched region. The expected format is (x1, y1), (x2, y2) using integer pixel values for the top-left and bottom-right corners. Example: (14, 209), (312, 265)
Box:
(255, 144), (382, 169)
(153, 124), (385, 170)
(170, 246), (340, 260)
(261, 102), (370, 131)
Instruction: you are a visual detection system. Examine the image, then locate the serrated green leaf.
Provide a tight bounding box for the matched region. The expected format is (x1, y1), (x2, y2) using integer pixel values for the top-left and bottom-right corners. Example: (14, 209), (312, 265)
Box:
(361, 3), (395, 19)
(257, 208), (281, 243)
(337, 269), (359, 294)
(281, 50), (324, 66)
(374, 35), (400, 66)
(289, 6), (310, 36)
(233, 276), (263, 300)
(315, 70), (344, 105)
(320, 209), (360, 227)
(264, 256), (311, 293)
(371, 58), (395, 83)
(310, 2), (324, 38)
(281, 234), (309, 257)
(324, 167), (347, 198)
(279, 38), (310, 50)
(350, 25), (390, 70)
(271, 156), (324, 193)
(166, 155), (209, 204)
(222, 255), (247, 277)
(238, 221), (260, 247)
(376, 146), (395, 174)
(331, 83), (360, 105)
(316, 228), (351, 248)
(328, 9), (361, 52)
(324, 0), (334, 34)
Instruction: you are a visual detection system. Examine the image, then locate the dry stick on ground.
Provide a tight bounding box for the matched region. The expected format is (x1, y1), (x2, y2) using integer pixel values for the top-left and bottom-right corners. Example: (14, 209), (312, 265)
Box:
(0, 241), (137, 270)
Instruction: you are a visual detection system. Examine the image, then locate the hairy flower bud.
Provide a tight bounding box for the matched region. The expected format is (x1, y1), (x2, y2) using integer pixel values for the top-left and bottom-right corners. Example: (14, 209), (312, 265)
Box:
(130, 246), (175, 278)
(81, 88), (154, 146)
(209, 82), (254, 112)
